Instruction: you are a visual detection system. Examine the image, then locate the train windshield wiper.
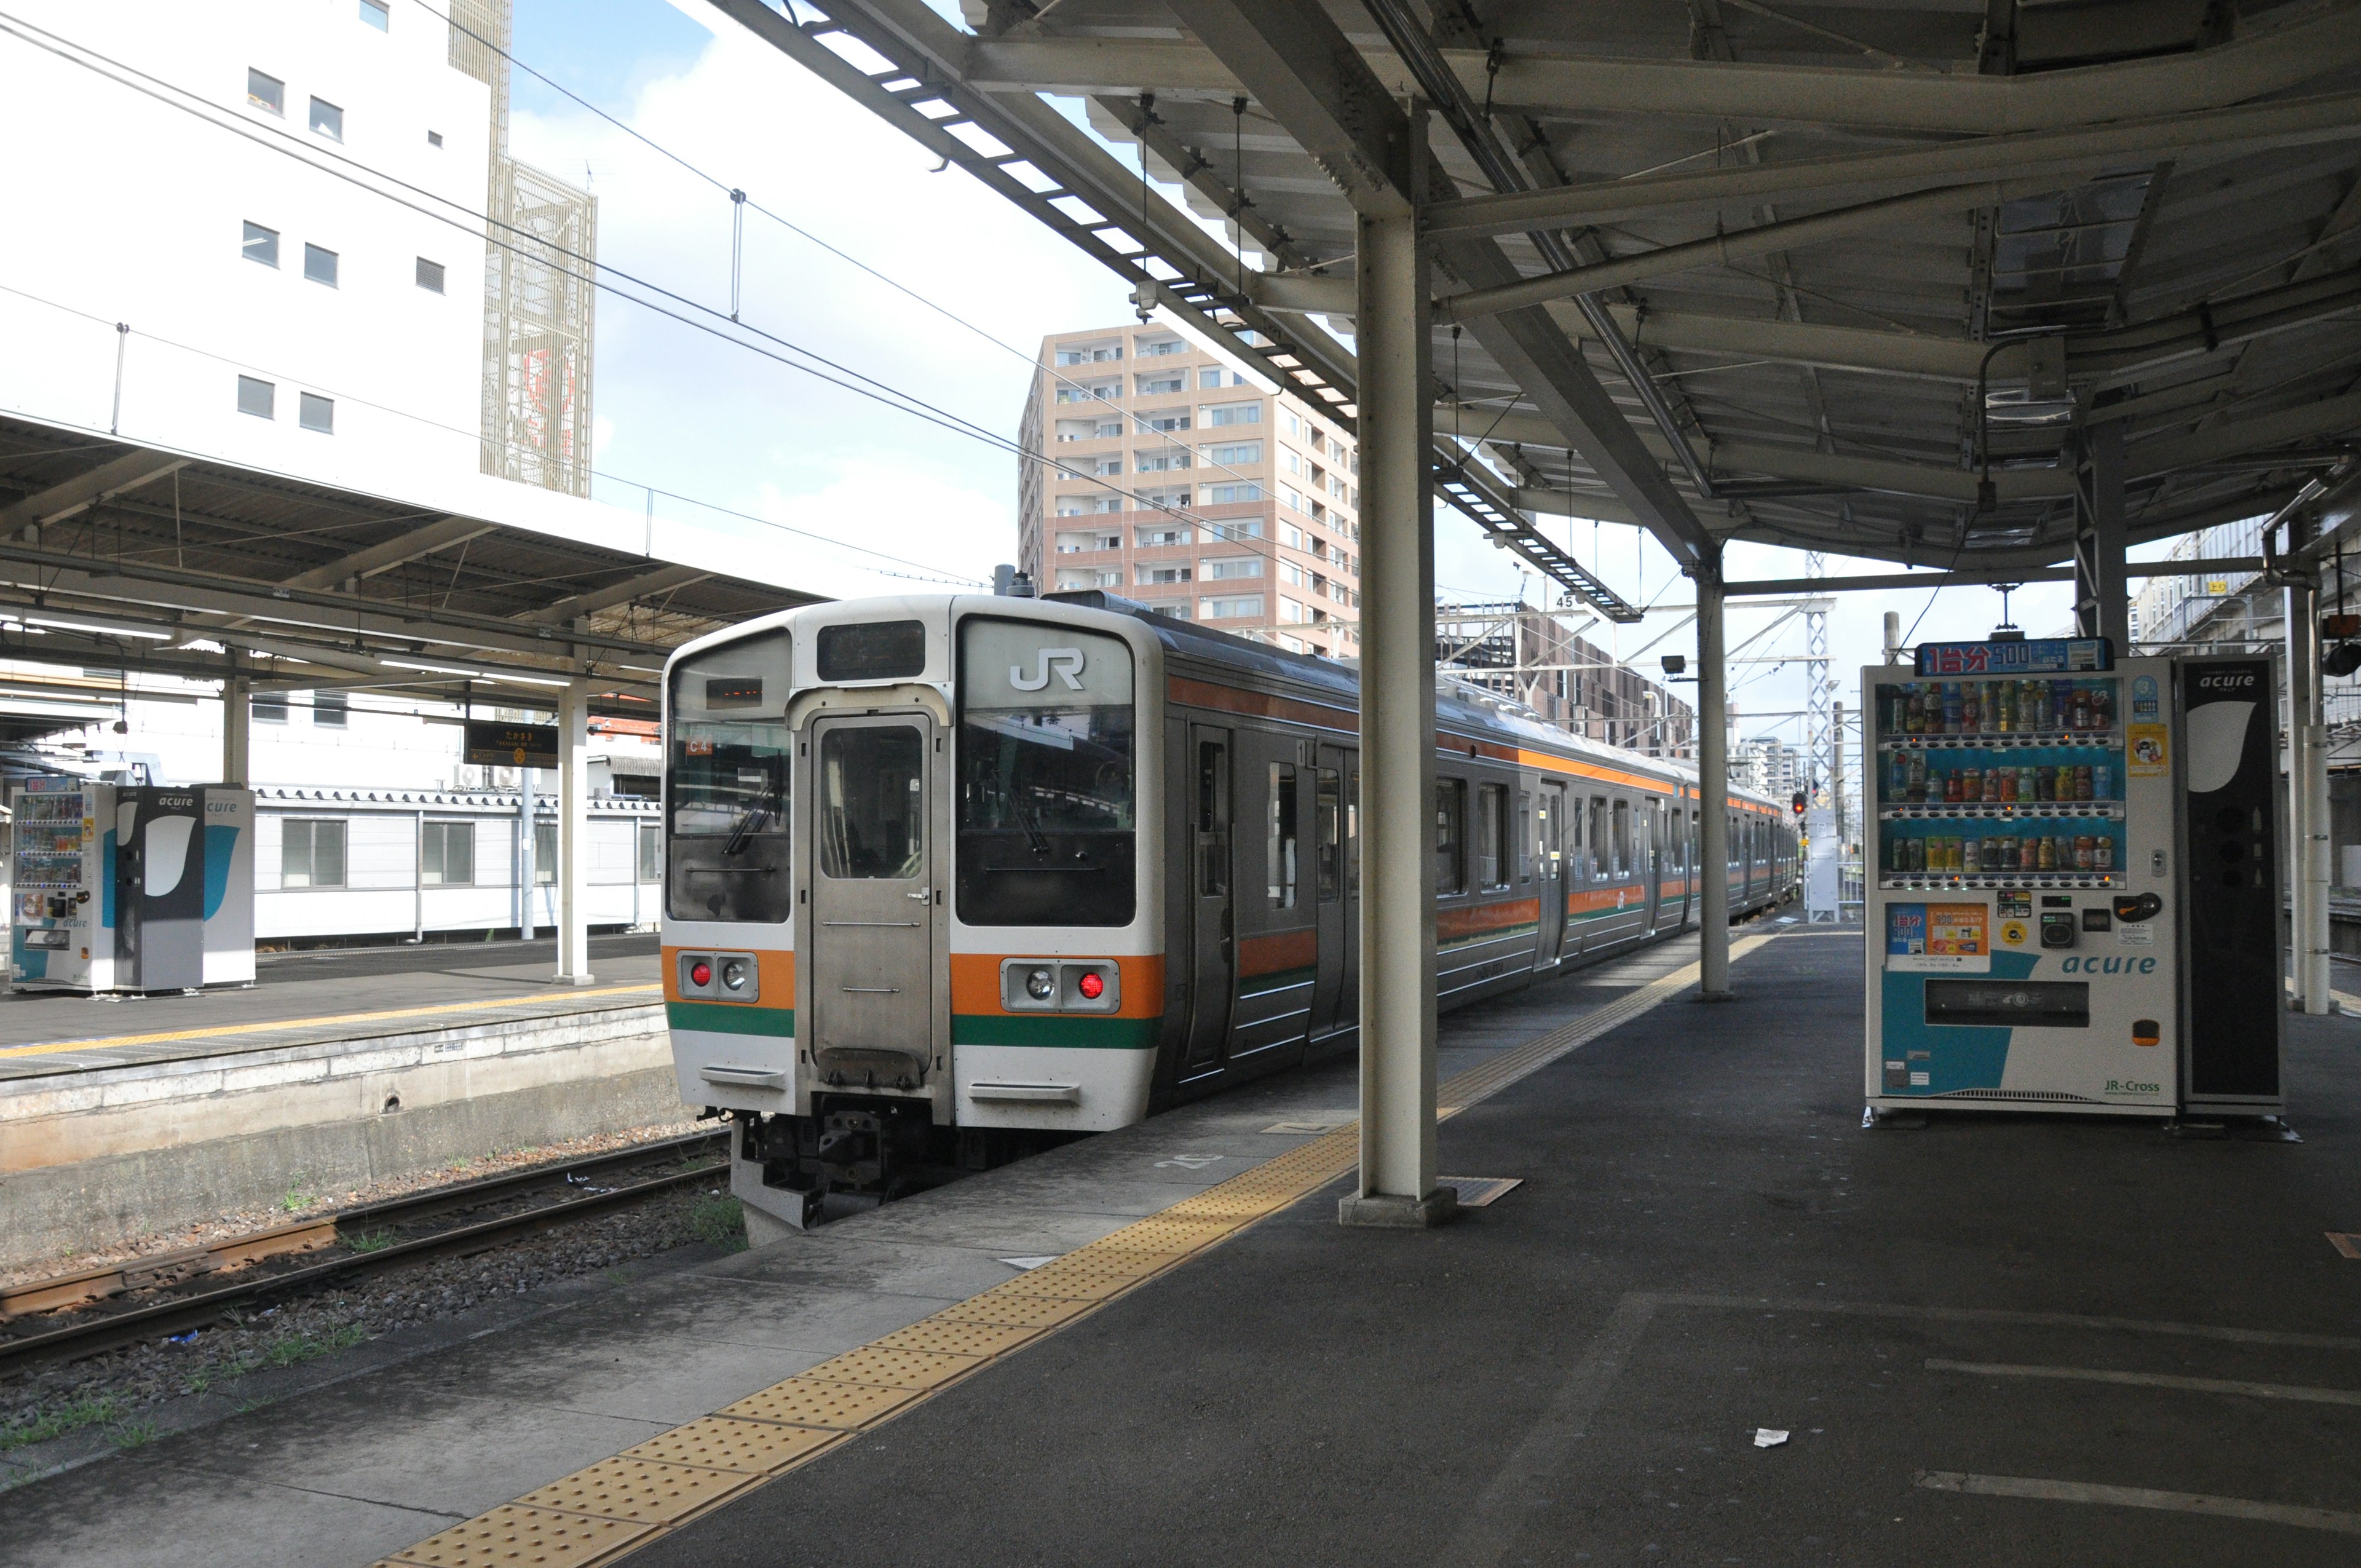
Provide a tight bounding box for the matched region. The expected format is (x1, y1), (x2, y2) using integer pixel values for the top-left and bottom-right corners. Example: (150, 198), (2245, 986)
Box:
(723, 804), (770, 857)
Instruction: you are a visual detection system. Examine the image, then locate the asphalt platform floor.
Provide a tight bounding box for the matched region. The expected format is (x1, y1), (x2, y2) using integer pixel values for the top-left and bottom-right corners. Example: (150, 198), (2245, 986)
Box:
(10, 924), (2360, 1566)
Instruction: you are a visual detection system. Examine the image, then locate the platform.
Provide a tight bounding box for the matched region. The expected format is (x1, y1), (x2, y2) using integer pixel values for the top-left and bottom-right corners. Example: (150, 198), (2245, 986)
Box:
(9, 925), (2360, 1566)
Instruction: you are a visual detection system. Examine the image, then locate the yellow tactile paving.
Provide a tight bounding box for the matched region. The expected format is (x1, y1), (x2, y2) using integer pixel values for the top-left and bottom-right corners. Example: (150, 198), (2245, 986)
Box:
(719, 1377), (923, 1430)
(386, 1505), (655, 1567)
(516, 1458), (756, 1524)
(0, 983), (660, 1061)
(799, 1344), (983, 1391)
(618, 1416), (840, 1475)
(376, 935), (1776, 1568)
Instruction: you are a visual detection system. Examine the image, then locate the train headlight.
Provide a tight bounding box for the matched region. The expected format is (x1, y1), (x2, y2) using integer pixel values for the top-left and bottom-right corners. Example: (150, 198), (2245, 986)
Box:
(1025, 967), (1056, 1000)
(689, 960), (712, 987)
(1077, 971), (1104, 1000)
(721, 959), (749, 992)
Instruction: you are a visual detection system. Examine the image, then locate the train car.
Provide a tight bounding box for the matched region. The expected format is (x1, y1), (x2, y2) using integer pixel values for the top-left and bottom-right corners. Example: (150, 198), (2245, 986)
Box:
(663, 591), (1795, 1230)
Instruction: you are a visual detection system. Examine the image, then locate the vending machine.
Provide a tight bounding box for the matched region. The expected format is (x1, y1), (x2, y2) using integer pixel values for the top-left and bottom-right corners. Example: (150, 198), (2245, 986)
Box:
(1864, 640), (2183, 1117)
(9, 780), (255, 993)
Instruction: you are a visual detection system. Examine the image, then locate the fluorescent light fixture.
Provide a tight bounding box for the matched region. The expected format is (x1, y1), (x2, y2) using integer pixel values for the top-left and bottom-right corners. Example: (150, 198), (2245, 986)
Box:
(379, 657), (571, 688)
(4, 614), (173, 641)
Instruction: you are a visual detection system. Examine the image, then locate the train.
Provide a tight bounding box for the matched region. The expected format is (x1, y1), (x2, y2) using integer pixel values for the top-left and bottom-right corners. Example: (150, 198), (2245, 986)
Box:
(662, 590), (1798, 1231)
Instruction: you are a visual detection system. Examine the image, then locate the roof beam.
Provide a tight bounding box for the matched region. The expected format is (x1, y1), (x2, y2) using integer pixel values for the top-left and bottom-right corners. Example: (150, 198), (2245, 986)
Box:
(965, 7), (2361, 135)
(1712, 441), (2076, 504)
(519, 563), (711, 626)
(277, 515), (497, 592)
(1425, 90), (2361, 240)
(0, 450), (186, 531)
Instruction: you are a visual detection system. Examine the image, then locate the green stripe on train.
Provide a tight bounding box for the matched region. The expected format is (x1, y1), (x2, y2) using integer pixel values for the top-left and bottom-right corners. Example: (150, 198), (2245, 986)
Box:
(1238, 964), (1318, 997)
(952, 1013), (1163, 1050)
(666, 1001), (795, 1036)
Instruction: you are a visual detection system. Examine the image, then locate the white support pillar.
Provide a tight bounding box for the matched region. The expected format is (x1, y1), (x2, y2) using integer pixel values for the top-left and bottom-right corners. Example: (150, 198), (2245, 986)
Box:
(1340, 112), (1450, 1230)
(221, 659), (250, 787)
(517, 768), (536, 941)
(555, 681), (595, 986)
(1697, 561), (1733, 999)
(2285, 576), (2330, 1014)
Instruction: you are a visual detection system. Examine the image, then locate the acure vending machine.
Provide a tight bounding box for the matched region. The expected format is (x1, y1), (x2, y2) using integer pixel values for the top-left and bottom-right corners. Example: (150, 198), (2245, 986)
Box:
(1864, 639), (2182, 1116)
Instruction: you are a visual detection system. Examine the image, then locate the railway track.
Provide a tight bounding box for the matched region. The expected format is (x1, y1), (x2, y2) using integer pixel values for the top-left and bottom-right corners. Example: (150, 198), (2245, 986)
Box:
(0, 1130), (730, 1375)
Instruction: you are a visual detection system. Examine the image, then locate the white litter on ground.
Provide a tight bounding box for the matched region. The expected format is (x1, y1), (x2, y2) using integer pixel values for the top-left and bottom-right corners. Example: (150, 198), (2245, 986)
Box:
(1754, 1428), (1790, 1448)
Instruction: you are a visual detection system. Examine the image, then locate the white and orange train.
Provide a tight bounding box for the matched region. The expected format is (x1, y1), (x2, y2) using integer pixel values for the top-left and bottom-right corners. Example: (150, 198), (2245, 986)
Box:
(662, 591), (1797, 1229)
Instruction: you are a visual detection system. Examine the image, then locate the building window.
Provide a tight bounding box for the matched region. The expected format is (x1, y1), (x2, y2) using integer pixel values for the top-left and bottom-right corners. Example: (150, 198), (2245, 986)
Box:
(1204, 482), (1262, 504)
(309, 97), (343, 140)
(247, 68), (283, 114)
(1136, 565), (1190, 585)
(416, 257), (445, 293)
(1200, 594), (1262, 620)
(1136, 374), (1185, 395)
(534, 820), (558, 884)
(1435, 779), (1466, 895)
(1201, 556), (1260, 580)
(303, 244), (338, 287)
(1142, 411), (1190, 432)
(312, 689), (348, 726)
(358, 0), (390, 28)
(299, 392), (334, 434)
(427, 129), (443, 148)
(242, 221), (279, 267)
(1206, 441), (1260, 465)
(1136, 453), (1190, 472)
(236, 375), (274, 419)
(1137, 338), (1183, 356)
(1279, 596), (1305, 623)
(282, 818), (346, 888)
(1137, 526), (1192, 547)
(422, 820), (474, 885)
(638, 821), (661, 882)
(1204, 402), (1260, 427)
(253, 693), (289, 723)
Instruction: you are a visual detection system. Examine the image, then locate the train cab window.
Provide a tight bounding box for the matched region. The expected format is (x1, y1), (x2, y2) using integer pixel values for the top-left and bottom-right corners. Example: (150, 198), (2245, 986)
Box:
(1315, 767), (1341, 902)
(1612, 800), (1632, 879)
(1586, 796), (1606, 883)
(1476, 783), (1509, 890)
(955, 619), (1135, 926)
(1436, 778), (1467, 896)
(1267, 762), (1299, 908)
(1196, 740), (1228, 897)
(1517, 792), (1532, 884)
(666, 630), (791, 924)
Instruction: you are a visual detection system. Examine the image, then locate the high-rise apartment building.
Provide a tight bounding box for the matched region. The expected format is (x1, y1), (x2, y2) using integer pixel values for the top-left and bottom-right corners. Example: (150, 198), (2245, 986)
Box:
(1018, 323), (1361, 656)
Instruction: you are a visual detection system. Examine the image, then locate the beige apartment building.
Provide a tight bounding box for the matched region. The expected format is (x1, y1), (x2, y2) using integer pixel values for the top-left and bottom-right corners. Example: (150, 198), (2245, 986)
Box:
(1017, 323), (1361, 657)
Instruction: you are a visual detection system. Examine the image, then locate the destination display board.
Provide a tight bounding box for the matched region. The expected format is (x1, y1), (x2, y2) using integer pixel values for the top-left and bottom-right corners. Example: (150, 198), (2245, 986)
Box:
(464, 719), (558, 769)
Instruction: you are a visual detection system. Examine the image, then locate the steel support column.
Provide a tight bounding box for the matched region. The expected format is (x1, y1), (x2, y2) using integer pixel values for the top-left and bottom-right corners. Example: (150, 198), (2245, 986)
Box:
(220, 656), (249, 788)
(1698, 562), (1734, 999)
(2284, 564), (2330, 1015)
(2074, 422), (2131, 647)
(555, 681), (595, 986)
(1340, 116), (1450, 1230)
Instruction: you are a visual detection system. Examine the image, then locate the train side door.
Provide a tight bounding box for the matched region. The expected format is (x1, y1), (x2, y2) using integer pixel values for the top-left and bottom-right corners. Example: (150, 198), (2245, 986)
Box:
(1230, 731), (1315, 1060)
(1182, 725), (1235, 1077)
(1310, 748), (1350, 1039)
(807, 713), (936, 1088)
(1643, 799), (1663, 931)
(1534, 780), (1567, 968)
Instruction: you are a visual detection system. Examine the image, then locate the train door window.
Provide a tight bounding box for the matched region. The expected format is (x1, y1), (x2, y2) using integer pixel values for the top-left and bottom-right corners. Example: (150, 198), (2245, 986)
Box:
(1612, 800), (1631, 878)
(1538, 790), (1561, 878)
(818, 726), (925, 879)
(1435, 778), (1466, 895)
(1196, 740), (1228, 896)
(1267, 762), (1299, 908)
(1476, 783), (1508, 890)
(1517, 791), (1532, 883)
(1348, 769), (1360, 897)
(1315, 767), (1341, 901)
(1587, 796), (1607, 882)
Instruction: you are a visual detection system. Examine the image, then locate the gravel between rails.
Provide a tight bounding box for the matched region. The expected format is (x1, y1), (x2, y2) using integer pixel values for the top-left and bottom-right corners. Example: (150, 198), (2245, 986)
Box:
(0, 1122), (743, 1465)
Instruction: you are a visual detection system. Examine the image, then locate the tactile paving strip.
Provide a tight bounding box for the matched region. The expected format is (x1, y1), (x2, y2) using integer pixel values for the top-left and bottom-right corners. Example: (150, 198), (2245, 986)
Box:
(516, 1458), (754, 1524)
(720, 1377), (923, 1430)
(387, 1505), (655, 1567)
(373, 940), (1762, 1568)
(619, 1416), (842, 1475)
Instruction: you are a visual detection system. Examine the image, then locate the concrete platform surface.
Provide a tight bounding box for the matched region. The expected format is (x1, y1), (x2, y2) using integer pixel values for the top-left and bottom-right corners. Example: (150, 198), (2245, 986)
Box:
(18, 923), (2358, 1567)
(0, 932), (659, 1079)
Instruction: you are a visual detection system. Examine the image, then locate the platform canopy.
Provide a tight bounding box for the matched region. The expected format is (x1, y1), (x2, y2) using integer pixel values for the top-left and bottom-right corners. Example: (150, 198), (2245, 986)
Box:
(719, 0), (2361, 584)
(0, 412), (820, 723)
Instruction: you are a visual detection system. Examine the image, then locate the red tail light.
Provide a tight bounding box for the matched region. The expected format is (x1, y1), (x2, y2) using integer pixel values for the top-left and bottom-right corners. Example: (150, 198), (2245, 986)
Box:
(690, 960), (712, 986)
(1077, 971), (1104, 1000)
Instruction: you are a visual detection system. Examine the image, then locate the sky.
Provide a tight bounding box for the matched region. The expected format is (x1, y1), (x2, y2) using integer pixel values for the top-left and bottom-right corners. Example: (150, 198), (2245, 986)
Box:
(501, 0), (2093, 785)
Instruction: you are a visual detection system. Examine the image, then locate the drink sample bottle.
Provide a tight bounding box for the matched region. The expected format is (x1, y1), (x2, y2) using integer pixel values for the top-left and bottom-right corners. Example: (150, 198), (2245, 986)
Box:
(1907, 689), (1926, 734)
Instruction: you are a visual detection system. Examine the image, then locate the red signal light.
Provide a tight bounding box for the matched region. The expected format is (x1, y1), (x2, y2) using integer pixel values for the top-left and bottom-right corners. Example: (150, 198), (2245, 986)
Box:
(690, 960), (712, 987)
(1077, 971), (1105, 1000)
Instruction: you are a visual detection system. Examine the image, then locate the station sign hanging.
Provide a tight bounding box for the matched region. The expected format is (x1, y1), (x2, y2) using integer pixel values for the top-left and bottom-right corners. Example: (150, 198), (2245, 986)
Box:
(465, 719), (559, 769)
(1915, 637), (2113, 676)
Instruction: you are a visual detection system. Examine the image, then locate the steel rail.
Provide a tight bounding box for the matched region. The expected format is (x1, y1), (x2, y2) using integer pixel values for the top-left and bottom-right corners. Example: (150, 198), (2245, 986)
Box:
(0, 1131), (729, 1374)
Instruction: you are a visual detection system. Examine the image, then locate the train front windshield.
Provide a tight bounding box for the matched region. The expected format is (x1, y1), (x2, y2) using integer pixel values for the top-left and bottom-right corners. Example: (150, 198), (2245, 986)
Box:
(956, 617), (1135, 927)
(667, 630), (791, 924)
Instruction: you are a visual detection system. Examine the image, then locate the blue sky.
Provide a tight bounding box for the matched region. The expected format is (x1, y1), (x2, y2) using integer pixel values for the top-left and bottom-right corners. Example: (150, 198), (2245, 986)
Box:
(500, 0), (2089, 775)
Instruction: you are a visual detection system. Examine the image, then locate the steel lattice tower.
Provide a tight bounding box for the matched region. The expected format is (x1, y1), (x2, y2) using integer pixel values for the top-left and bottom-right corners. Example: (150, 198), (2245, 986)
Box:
(1805, 551), (1830, 810)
